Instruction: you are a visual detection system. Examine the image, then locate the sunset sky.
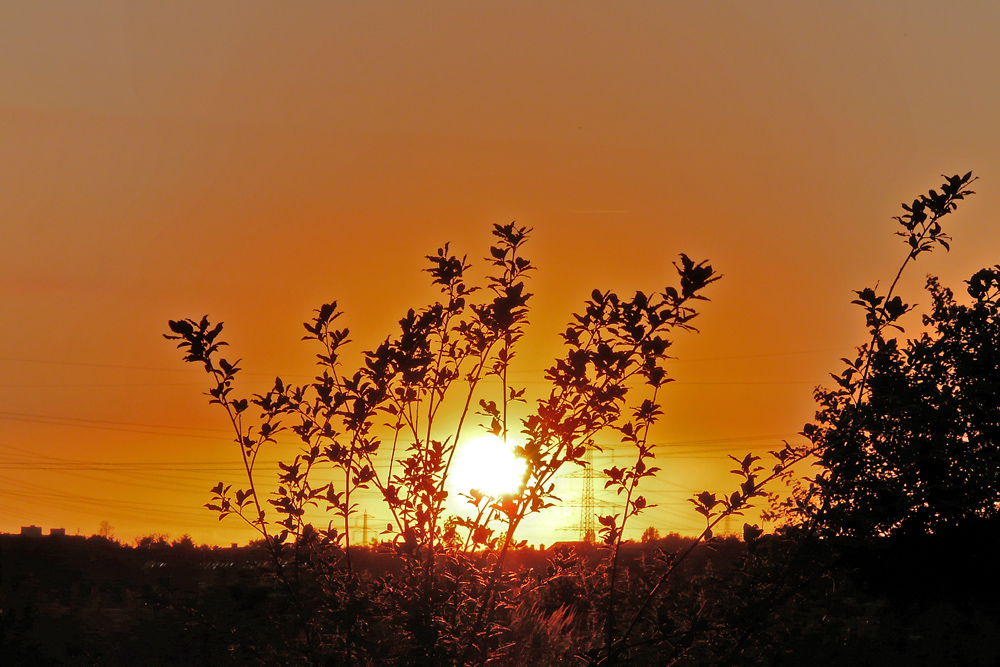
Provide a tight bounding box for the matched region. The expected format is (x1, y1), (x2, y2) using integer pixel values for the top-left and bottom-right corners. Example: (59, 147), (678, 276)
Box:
(3, 2), (1000, 546)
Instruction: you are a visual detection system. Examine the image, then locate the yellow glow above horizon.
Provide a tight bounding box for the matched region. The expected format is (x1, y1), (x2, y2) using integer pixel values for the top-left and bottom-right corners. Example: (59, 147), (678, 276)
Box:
(448, 433), (527, 499)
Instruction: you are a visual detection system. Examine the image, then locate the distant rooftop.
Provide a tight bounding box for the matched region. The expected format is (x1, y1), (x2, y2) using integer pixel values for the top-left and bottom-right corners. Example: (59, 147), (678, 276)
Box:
(18, 525), (66, 537)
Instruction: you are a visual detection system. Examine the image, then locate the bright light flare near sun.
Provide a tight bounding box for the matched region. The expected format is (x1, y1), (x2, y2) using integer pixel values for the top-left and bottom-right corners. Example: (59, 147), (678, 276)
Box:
(449, 433), (527, 497)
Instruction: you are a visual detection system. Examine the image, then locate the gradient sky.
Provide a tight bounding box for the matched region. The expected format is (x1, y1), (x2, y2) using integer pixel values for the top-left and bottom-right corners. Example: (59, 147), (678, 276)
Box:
(3, 2), (1000, 545)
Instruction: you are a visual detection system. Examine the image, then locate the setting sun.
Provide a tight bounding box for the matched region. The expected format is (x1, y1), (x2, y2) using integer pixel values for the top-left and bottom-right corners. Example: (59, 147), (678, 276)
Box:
(448, 433), (527, 499)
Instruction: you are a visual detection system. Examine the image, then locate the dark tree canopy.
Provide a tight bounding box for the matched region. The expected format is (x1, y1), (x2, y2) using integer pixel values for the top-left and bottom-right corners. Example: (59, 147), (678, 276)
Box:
(813, 267), (1000, 538)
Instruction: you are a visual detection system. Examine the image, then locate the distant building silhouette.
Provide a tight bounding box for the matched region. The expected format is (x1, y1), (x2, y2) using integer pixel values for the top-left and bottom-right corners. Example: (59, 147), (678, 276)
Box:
(49, 528), (66, 536)
(20, 525), (42, 537)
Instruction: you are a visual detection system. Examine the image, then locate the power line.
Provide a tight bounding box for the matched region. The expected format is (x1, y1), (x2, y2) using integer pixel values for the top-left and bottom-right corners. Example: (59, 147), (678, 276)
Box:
(0, 346), (849, 374)
(0, 408), (802, 450)
(0, 381), (205, 388)
(0, 356), (202, 373)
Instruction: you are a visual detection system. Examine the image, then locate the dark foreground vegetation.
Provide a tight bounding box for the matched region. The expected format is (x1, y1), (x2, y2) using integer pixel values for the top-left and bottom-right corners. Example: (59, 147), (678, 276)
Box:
(3, 529), (1000, 666)
(5, 174), (998, 666)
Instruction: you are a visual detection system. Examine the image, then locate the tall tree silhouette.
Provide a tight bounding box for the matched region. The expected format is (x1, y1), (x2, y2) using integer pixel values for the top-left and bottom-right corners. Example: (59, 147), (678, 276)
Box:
(813, 265), (1000, 538)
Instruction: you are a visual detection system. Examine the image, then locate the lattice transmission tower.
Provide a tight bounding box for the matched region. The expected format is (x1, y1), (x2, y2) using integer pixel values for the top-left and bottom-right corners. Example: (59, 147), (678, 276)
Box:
(351, 510), (372, 546)
(555, 444), (613, 543)
(579, 446), (596, 542)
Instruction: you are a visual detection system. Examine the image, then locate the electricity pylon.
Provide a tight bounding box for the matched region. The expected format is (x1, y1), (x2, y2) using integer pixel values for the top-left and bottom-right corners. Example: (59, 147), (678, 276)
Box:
(579, 446), (596, 542)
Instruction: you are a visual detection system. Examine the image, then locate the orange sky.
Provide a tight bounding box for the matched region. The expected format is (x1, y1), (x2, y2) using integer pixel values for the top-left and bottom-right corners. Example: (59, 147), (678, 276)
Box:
(3, 3), (1000, 546)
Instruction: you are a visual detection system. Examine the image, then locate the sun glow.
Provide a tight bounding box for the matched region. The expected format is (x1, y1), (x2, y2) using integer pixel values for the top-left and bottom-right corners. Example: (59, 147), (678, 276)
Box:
(448, 433), (527, 498)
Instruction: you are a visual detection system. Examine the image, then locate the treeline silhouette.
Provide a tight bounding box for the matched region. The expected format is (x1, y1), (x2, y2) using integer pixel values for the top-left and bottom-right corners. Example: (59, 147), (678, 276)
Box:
(0, 533), (706, 666)
(1, 533), (281, 665)
(3, 528), (1000, 665)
